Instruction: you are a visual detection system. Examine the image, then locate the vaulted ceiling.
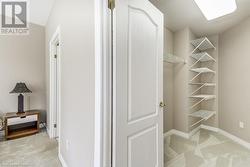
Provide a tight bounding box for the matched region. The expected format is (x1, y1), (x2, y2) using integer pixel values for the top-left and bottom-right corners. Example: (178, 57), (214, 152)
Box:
(29, 0), (56, 26)
(150, 0), (250, 36)
(0, 0), (56, 26)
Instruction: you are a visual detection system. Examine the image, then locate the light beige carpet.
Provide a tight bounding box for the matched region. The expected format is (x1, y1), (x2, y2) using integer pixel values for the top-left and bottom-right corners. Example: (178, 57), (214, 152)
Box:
(165, 129), (250, 167)
(0, 132), (62, 167)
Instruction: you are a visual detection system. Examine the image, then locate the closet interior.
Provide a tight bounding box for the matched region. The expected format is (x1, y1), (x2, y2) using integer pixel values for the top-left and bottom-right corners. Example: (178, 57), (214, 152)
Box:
(149, 0), (250, 166)
(163, 28), (218, 134)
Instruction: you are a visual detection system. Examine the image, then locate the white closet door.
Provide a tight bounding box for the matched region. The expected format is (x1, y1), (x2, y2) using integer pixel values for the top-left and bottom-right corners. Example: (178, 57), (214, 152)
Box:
(113, 0), (164, 166)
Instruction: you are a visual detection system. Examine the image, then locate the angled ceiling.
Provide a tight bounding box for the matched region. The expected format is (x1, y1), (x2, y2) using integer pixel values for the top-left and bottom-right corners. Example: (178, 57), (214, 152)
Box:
(150, 0), (250, 36)
(29, 0), (56, 26)
(0, 0), (56, 26)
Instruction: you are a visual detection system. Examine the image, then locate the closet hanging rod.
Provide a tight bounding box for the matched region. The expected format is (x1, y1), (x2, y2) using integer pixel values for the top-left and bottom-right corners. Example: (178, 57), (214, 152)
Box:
(164, 53), (187, 64)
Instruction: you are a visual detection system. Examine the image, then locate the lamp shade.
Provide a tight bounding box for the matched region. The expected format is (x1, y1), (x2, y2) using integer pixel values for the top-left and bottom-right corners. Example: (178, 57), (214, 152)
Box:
(10, 83), (32, 94)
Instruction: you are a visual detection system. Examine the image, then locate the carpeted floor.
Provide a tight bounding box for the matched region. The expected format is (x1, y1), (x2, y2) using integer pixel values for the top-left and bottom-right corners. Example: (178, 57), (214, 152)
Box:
(165, 129), (250, 167)
(0, 132), (62, 167)
(2, 128), (250, 167)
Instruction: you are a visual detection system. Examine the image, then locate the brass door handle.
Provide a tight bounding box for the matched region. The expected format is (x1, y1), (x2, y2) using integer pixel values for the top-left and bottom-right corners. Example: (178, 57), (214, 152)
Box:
(159, 102), (166, 108)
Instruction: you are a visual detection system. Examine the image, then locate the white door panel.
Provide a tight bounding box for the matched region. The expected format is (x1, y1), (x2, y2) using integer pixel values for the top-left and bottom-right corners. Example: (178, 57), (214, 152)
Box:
(128, 6), (158, 123)
(128, 126), (158, 167)
(114, 0), (163, 166)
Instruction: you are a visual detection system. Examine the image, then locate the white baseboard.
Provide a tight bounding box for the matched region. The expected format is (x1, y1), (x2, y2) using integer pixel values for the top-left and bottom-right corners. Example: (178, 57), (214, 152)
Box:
(164, 126), (201, 139)
(164, 129), (175, 137)
(164, 129), (189, 139)
(46, 127), (50, 135)
(164, 125), (250, 150)
(46, 127), (53, 139)
(219, 129), (250, 150)
(200, 125), (219, 132)
(189, 125), (201, 137)
(59, 153), (68, 167)
(200, 125), (250, 149)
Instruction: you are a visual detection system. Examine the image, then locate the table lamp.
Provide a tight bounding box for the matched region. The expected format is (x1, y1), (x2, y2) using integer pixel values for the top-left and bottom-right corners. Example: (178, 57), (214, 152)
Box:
(10, 82), (32, 114)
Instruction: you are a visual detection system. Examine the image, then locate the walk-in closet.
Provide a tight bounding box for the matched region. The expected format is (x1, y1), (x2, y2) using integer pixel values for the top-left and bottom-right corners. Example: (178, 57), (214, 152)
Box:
(151, 0), (250, 166)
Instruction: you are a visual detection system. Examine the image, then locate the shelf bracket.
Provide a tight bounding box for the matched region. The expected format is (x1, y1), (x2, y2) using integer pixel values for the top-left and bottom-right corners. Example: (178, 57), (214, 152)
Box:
(190, 72), (202, 82)
(191, 84), (205, 95)
(190, 54), (206, 68)
(190, 98), (206, 109)
(191, 38), (206, 54)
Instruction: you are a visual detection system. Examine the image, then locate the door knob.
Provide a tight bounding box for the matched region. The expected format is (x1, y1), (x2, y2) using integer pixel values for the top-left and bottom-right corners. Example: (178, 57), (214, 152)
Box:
(159, 102), (166, 108)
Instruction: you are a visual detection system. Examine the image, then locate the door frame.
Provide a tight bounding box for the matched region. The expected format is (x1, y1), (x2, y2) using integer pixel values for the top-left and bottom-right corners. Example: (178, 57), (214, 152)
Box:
(95, 0), (164, 167)
(49, 26), (61, 142)
(94, 0), (112, 167)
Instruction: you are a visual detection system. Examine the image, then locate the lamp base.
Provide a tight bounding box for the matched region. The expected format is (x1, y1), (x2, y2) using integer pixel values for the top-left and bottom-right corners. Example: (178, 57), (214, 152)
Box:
(18, 94), (24, 113)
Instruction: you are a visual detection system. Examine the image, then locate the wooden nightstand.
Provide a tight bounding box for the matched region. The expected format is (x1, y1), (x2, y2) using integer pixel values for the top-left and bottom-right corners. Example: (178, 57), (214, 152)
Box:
(4, 110), (40, 140)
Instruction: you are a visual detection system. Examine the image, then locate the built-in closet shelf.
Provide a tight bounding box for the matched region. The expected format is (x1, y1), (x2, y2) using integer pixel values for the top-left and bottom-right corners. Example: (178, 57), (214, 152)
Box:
(190, 68), (215, 74)
(189, 95), (216, 100)
(189, 110), (216, 128)
(191, 37), (216, 52)
(191, 52), (216, 62)
(189, 83), (216, 86)
(189, 36), (216, 129)
(190, 83), (216, 95)
(189, 95), (216, 109)
(189, 110), (215, 120)
(164, 53), (186, 64)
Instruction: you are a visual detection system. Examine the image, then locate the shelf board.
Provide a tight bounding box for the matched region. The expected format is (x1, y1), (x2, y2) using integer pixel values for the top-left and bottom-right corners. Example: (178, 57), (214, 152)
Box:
(189, 95), (216, 100)
(189, 83), (216, 86)
(191, 52), (216, 62)
(189, 110), (215, 121)
(191, 37), (216, 51)
(190, 83), (216, 95)
(190, 67), (215, 74)
(164, 53), (185, 64)
(7, 127), (38, 139)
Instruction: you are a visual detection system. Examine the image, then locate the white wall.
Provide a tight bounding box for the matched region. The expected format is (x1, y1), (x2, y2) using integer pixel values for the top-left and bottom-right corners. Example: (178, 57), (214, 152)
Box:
(173, 28), (190, 133)
(0, 23), (46, 122)
(219, 17), (250, 142)
(46, 0), (95, 166)
(163, 28), (174, 132)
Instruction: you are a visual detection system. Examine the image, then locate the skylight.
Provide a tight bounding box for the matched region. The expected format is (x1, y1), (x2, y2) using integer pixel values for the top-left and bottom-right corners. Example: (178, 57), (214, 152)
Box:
(194, 0), (237, 20)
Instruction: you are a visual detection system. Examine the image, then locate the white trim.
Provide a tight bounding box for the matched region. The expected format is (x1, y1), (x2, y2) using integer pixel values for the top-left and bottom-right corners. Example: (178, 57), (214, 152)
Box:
(59, 153), (68, 167)
(171, 130), (189, 139)
(94, 0), (111, 167)
(46, 127), (50, 136)
(49, 26), (61, 139)
(164, 125), (250, 151)
(201, 126), (250, 150)
(164, 129), (189, 139)
(163, 129), (175, 137)
(164, 126), (201, 139)
(102, 6), (112, 167)
(219, 129), (250, 150)
(200, 125), (219, 132)
(94, 0), (103, 167)
(189, 125), (201, 137)
(49, 26), (62, 160)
